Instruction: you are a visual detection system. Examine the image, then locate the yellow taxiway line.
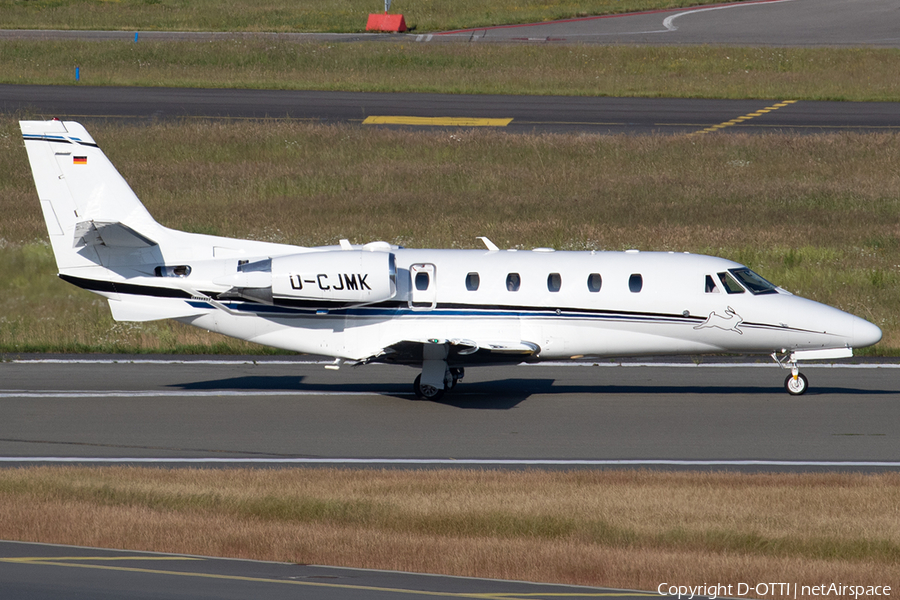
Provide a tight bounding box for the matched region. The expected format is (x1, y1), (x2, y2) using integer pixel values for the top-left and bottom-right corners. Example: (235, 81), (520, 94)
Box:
(691, 100), (798, 135)
(1, 556), (656, 599)
(363, 116), (513, 127)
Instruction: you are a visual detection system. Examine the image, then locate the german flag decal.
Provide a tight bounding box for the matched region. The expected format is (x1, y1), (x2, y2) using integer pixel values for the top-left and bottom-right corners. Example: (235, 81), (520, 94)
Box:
(73, 156), (87, 165)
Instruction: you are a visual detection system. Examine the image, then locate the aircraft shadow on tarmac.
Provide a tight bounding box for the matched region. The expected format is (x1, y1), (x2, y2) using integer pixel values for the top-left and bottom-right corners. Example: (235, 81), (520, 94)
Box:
(168, 376), (890, 410)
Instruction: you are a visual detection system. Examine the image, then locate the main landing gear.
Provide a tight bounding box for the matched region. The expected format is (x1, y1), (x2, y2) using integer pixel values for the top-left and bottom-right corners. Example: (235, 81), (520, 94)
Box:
(413, 368), (464, 401)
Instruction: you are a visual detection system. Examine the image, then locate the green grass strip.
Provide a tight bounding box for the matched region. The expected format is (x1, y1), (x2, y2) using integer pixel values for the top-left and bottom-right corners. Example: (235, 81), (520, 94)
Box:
(2, 40), (899, 101)
(0, 0), (763, 34)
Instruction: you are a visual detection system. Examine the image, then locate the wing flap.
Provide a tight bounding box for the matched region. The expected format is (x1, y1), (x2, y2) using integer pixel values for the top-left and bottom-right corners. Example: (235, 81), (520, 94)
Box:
(361, 338), (540, 366)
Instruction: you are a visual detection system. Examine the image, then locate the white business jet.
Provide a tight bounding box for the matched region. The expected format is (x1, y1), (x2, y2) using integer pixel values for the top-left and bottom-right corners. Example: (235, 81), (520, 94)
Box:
(20, 120), (882, 398)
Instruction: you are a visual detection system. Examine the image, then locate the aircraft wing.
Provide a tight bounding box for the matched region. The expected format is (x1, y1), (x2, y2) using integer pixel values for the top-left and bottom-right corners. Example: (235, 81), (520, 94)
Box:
(361, 338), (540, 366)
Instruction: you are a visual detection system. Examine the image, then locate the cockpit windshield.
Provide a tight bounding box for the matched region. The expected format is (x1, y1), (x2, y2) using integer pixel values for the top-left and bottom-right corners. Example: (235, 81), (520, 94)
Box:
(729, 268), (778, 295)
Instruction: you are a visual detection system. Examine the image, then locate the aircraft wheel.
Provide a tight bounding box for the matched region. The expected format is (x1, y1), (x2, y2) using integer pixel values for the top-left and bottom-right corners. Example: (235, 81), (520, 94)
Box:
(414, 374), (445, 401)
(784, 373), (808, 396)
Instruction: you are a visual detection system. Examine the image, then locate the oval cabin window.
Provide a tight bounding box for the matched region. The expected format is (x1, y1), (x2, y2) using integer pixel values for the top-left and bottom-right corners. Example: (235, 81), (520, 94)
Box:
(547, 273), (562, 292)
(587, 273), (602, 292)
(506, 273), (521, 292)
(466, 272), (480, 291)
(629, 273), (643, 293)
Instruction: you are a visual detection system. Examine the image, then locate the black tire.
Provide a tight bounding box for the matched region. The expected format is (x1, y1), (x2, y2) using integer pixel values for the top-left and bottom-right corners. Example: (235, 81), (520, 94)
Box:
(784, 373), (809, 395)
(414, 374), (445, 401)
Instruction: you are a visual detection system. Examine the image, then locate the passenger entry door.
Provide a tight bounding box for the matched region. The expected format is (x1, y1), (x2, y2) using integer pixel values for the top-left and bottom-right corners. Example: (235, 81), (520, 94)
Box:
(409, 263), (436, 310)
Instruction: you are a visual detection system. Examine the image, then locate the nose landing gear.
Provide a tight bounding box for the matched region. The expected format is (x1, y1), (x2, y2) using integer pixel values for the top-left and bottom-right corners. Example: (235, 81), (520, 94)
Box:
(773, 352), (808, 396)
(784, 371), (809, 395)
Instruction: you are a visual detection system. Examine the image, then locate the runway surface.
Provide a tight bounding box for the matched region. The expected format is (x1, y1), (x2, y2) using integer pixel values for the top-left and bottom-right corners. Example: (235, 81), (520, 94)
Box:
(3, 84), (898, 135)
(1, 357), (898, 470)
(1, 540), (657, 600)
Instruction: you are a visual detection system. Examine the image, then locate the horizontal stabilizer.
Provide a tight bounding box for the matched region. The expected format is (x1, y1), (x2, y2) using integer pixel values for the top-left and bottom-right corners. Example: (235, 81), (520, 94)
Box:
(74, 221), (158, 249)
(108, 297), (209, 322)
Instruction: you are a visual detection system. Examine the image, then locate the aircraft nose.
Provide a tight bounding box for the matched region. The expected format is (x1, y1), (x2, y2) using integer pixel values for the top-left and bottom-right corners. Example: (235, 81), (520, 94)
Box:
(851, 316), (882, 349)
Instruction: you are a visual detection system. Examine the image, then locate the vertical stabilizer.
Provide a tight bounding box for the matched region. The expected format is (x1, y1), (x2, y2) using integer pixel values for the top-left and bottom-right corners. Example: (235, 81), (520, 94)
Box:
(20, 120), (162, 271)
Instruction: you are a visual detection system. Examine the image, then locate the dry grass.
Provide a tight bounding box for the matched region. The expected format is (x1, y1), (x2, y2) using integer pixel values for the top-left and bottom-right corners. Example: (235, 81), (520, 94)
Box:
(2, 119), (898, 352)
(0, 467), (897, 594)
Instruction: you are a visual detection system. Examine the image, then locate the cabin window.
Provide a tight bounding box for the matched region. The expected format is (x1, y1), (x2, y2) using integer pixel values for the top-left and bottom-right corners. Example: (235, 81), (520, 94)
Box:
(465, 272), (480, 291)
(506, 273), (521, 292)
(415, 271), (430, 291)
(705, 275), (720, 293)
(629, 273), (643, 293)
(587, 273), (602, 292)
(730, 268), (778, 295)
(155, 265), (192, 278)
(717, 271), (745, 294)
(547, 273), (562, 292)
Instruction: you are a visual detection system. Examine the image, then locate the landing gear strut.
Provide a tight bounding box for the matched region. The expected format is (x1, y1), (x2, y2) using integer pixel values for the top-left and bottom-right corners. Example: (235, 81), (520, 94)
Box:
(772, 352), (808, 396)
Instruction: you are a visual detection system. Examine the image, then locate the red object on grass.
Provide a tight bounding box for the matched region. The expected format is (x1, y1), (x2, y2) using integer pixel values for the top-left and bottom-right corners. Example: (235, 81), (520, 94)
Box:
(366, 13), (407, 32)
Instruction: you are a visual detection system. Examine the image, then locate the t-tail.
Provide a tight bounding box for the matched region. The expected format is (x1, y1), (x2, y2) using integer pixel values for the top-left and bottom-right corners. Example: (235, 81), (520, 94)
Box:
(21, 120), (166, 274)
(20, 119), (299, 322)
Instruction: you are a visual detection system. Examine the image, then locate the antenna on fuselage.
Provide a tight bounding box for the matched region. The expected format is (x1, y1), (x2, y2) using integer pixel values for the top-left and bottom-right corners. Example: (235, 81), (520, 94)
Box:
(477, 236), (499, 251)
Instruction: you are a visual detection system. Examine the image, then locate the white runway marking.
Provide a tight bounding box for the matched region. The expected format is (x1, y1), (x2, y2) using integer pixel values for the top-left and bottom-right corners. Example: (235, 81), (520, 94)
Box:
(663, 0), (795, 31)
(1, 457), (899, 467)
(0, 390), (400, 398)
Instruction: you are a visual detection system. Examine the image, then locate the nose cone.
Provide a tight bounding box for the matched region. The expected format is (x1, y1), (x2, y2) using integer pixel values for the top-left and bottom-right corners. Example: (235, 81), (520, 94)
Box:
(851, 316), (883, 349)
(785, 296), (882, 351)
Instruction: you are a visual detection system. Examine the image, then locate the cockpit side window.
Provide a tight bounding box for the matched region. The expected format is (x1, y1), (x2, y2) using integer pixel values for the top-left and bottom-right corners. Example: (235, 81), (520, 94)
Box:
(705, 275), (720, 293)
(730, 268), (778, 295)
(717, 271), (745, 294)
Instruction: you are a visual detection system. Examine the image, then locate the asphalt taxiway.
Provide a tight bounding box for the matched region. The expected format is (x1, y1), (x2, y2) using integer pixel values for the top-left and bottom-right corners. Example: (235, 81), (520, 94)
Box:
(2, 0), (898, 47)
(0, 540), (658, 600)
(3, 85), (899, 135)
(431, 0), (900, 47)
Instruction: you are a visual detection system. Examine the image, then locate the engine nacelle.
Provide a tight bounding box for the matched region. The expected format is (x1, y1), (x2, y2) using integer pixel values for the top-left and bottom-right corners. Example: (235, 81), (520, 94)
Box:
(271, 250), (396, 306)
(216, 250), (397, 308)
